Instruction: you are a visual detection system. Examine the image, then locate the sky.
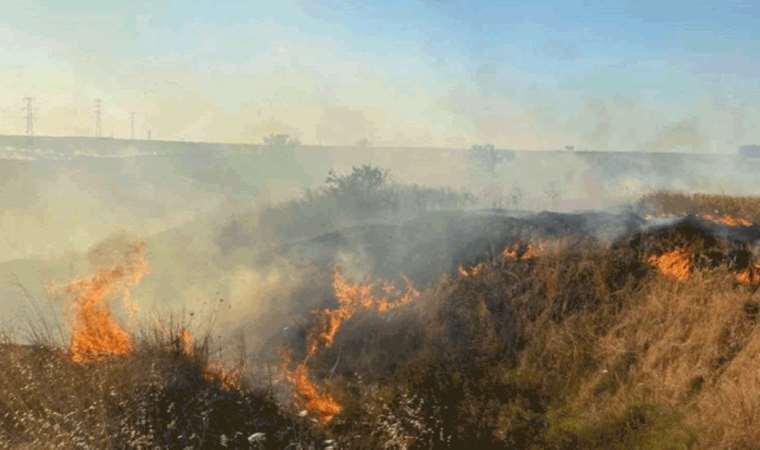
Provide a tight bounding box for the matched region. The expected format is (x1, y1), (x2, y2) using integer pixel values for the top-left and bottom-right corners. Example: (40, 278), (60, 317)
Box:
(1, 0), (759, 151)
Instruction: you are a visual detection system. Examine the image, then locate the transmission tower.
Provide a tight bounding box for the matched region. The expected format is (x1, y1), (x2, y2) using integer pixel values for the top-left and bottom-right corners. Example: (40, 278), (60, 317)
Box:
(130, 112), (135, 140)
(94, 98), (102, 138)
(23, 97), (34, 137)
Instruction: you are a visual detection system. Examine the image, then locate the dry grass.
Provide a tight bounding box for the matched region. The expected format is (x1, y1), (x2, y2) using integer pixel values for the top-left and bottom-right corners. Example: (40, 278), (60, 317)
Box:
(310, 206), (760, 449)
(0, 323), (318, 449)
(5, 192), (760, 449)
(638, 191), (760, 223)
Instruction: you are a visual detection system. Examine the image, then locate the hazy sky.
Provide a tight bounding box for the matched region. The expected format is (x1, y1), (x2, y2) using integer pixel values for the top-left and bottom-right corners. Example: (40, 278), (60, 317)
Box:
(1, 0), (759, 151)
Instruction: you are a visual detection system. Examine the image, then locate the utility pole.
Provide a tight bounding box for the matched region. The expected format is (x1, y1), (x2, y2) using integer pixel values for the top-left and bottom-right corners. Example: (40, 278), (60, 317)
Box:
(23, 97), (34, 137)
(94, 98), (102, 138)
(130, 112), (135, 140)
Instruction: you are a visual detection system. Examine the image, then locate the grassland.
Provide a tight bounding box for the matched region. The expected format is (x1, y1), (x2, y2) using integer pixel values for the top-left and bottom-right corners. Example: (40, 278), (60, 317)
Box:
(3, 191), (760, 449)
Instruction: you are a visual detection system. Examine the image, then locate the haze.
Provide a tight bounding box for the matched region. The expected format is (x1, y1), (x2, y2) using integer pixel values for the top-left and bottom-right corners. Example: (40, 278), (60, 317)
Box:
(2, 0), (760, 150)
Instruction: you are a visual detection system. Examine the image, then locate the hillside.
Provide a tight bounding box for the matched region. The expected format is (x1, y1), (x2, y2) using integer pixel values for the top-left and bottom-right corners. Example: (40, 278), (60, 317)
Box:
(4, 193), (760, 448)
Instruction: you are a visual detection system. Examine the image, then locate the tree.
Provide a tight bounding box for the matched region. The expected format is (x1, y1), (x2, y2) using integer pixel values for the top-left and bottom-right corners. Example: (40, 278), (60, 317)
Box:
(356, 138), (372, 148)
(262, 133), (300, 148)
(323, 165), (394, 214)
(544, 181), (561, 210)
(510, 185), (524, 209)
(325, 165), (389, 195)
(469, 144), (513, 174)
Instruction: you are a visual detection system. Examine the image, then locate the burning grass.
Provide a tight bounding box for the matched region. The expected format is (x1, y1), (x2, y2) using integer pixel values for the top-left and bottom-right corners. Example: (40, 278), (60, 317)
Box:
(66, 242), (149, 363)
(639, 192), (760, 225)
(293, 210), (760, 449)
(280, 268), (421, 424)
(6, 192), (760, 449)
(647, 247), (692, 281)
(0, 330), (317, 449)
(0, 242), (319, 449)
(281, 352), (343, 424)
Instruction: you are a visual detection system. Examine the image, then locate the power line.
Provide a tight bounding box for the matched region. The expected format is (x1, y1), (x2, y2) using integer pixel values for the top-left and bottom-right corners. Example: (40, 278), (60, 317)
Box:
(94, 98), (102, 138)
(23, 97), (34, 137)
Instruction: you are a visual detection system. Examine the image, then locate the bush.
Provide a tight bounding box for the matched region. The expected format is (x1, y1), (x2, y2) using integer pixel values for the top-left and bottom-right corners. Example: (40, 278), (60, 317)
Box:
(246, 166), (473, 246)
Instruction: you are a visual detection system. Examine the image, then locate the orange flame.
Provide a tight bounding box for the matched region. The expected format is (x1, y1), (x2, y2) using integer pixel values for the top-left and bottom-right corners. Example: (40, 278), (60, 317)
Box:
(458, 262), (487, 277)
(281, 353), (342, 423)
(306, 269), (419, 357)
(647, 248), (692, 281)
(736, 261), (760, 286)
(459, 241), (547, 278)
(67, 243), (149, 363)
(204, 360), (242, 391)
(521, 243), (540, 260)
(502, 240), (546, 261)
(701, 214), (752, 227)
(176, 327), (194, 356)
(173, 328), (240, 390)
(502, 243), (522, 260)
(283, 269), (419, 423)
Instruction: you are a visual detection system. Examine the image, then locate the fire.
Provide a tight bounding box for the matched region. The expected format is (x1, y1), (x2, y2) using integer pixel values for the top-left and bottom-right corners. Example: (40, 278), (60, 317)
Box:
(701, 214), (752, 227)
(502, 241), (546, 261)
(172, 327), (241, 390)
(281, 354), (342, 423)
(647, 248), (692, 281)
(520, 243), (539, 260)
(203, 361), (242, 391)
(306, 269), (419, 357)
(736, 261), (760, 286)
(502, 243), (521, 259)
(459, 241), (549, 278)
(458, 262), (487, 277)
(67, 243), (149, 363)
(176, 327), (194, 356)
(283, 268), (419, 423)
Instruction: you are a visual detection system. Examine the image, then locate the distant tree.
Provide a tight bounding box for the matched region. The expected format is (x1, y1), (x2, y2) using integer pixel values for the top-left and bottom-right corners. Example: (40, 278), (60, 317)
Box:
(323, 164), (394, 214)
(262, 133), (300, 148)
(356, 138), (372, 148)
(325, 164), (389, 196)
(510, 185), (524, 209)
(469, 144), (512, 174)
(544, 181), (561, 210)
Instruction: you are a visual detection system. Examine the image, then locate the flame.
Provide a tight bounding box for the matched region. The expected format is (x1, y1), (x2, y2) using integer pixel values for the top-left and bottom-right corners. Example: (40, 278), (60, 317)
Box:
(283, 268), (419, 423)
(502, 241), (545, 261)
(67, 243), (149, 363)
(702, 214), (752, 227)
(458, 262), (487, 277)
(459, 241), (551, 278)
(281, 354), (342, 423)
(204, 361), (242, 391)
(177, 327), (194, 356)
(647, 248), (692, 281)
(306, 269), (419, 357)
(173, 328), (240, 390)
(645, 213), (752, 228)
(520, 244), (539, 260)
(736, 261), (760, 286)
(502, 243), (522, 260)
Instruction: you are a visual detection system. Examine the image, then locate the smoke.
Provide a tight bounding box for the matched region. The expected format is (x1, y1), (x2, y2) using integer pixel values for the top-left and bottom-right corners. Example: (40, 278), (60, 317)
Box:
(644, 118), (708, 153)
(315, 107), (375, 146)
(4, 138), (760, 356)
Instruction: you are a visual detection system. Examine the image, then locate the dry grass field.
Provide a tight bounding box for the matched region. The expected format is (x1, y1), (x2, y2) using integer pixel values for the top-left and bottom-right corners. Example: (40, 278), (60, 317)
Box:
(4, 192), (760, 449)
